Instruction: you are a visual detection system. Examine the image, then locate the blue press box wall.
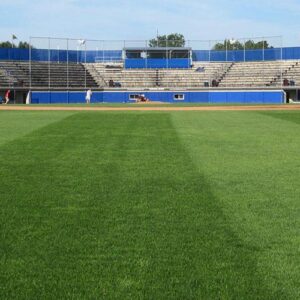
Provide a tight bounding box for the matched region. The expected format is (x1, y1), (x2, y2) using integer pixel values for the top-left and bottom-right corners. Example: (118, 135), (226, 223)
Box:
(2, 47), (300, 62)
(124, 59), (191, 68)
(30, 91), (285, 104)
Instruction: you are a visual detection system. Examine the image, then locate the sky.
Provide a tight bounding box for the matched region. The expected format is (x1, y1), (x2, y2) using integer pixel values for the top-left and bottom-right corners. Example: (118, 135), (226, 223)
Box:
(0, 0), (299, 48)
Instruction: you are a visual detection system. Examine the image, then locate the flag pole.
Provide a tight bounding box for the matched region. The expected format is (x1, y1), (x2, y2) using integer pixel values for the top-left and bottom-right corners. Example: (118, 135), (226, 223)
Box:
(11, 34), (18, 48)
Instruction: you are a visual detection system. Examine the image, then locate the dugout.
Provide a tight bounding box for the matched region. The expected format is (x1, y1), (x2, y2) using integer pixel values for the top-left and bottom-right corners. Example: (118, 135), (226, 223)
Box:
(123, 47), (192, 69)
(283, 88), (300, 103)
(0, 89), (28, 104)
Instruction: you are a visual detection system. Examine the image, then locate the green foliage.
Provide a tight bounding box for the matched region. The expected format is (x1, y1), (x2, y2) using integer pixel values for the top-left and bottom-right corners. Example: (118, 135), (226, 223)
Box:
(0, 41), (15, 48)
(213, 39), (273, 50)
(149, 33), (185, 47)
(18, 41), (31, 49)
(0, 41), (32, 48)
(0, 110), (299, 299)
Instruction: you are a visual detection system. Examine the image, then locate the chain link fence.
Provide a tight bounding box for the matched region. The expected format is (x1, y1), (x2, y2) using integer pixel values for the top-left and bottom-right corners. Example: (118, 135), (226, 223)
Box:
(0, 36), (285, 90)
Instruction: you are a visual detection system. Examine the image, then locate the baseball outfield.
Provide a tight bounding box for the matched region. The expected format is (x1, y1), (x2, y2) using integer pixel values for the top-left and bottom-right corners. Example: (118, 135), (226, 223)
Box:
(0, 107), (299, 298)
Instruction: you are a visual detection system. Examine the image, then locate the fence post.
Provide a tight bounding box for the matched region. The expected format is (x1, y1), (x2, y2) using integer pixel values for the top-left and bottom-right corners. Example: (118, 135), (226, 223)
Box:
(29, 37), (32, 89)
(263, 38), (265, 61)
(48, 37), (51, 89)
(280, 36), (283, 89)
(244, 38), (246, 62)
(85, 41), (87, 89)
(67, 38), (69, 89)
(225, 39), (228, 62)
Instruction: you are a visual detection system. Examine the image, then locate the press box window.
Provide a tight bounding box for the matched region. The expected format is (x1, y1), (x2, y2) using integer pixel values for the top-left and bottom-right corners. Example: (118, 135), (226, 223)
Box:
(174, 94), (185, 101)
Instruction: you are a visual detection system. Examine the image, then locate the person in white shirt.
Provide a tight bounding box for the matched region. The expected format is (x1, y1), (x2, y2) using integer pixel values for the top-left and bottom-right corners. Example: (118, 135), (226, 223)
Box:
(85, 89), (92, 104)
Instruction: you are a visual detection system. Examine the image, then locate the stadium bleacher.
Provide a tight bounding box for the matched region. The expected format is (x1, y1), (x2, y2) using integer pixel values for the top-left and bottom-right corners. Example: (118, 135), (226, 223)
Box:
(0, 61), (98, 88)
(1, 59), (300, 89)
(84, 61), (232, 88)
(0, 44), (300, 90)
(218, 61), (295, 88)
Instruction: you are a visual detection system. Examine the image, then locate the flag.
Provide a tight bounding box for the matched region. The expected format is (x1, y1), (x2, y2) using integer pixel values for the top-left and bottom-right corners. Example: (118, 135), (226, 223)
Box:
(12, 34), (18, 40)
(78, 39), (86, 46)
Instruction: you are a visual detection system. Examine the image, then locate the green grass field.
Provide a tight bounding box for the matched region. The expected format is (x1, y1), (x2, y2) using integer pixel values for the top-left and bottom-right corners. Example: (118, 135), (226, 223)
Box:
(0, 110), (299, 299)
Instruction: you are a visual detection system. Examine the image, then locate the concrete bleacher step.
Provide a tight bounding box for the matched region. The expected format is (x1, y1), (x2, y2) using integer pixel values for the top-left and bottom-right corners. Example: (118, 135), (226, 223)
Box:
(0, 61), (98, 88)
(1, 60), (300, 89)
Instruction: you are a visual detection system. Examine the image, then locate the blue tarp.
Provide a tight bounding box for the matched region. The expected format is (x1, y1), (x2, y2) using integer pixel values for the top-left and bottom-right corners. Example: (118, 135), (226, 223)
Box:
(0, 48), (122, 63)
(192, 48), (282, 62)
(1, 46), (299, 62)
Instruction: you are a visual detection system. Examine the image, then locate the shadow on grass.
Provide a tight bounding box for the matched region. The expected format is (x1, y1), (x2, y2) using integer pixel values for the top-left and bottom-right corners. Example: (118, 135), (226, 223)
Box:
(0, 112), (286, 299)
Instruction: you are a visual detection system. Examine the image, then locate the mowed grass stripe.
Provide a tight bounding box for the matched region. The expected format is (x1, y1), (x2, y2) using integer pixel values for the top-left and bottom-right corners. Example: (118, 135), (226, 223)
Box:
(259, 110), (300, 126)
(0, 112), (292, 299)
(172, 111), (300, 299)
(0, 111), (75, 147)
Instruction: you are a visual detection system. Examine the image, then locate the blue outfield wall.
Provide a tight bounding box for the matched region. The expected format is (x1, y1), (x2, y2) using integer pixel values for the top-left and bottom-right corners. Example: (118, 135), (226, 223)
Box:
(30, 90), (285, 104)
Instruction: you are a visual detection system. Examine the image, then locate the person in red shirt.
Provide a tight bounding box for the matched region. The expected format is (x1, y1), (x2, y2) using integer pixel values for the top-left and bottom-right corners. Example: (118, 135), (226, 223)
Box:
(5, 90), (11, 104)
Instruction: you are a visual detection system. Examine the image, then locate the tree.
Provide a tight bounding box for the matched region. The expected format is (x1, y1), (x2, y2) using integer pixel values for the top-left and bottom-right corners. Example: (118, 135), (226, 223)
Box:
(212, 39), (273, 50)
(18, 41), (31, 49)
(244, 40), (272, 49)
(149, 33), (185, 48)
(0, 41), (15, 48)
(213, 39), (243, 51)
(0, 41), (32, 48)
